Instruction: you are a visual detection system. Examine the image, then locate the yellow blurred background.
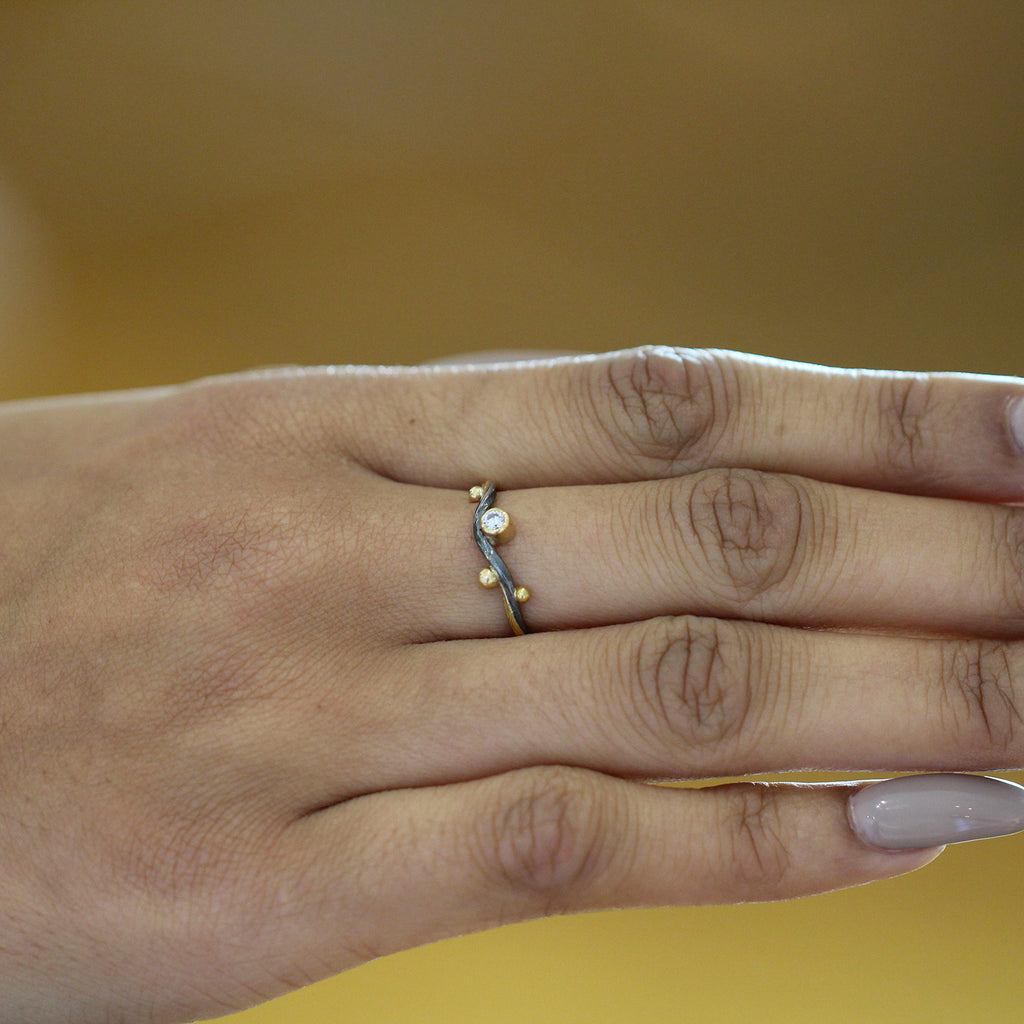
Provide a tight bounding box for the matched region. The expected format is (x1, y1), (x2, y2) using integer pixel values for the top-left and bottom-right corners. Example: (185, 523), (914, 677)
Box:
(1, 3), (1023, 1021)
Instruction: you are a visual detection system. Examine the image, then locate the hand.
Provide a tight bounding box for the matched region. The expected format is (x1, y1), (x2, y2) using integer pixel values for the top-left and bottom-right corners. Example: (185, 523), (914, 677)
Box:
(2, 347), (1023, 1023)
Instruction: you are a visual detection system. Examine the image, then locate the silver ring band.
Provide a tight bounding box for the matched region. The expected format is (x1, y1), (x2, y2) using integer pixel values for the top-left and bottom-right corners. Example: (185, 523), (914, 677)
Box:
(470, 481), (530, 636)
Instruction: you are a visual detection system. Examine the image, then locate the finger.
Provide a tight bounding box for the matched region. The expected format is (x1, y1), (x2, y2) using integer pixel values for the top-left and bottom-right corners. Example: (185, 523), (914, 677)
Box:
(389, 471), (1024, 640)
(278, 619), (1023, 805)
(422, 349), (581, 365)
(274, 347), (1024, 498)
(277, 771), (939, 968)
(434, 621), (1020, 782)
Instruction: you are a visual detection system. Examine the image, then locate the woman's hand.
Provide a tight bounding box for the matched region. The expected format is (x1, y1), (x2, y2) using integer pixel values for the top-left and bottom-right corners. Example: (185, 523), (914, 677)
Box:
(3, 347), (1024, 1023)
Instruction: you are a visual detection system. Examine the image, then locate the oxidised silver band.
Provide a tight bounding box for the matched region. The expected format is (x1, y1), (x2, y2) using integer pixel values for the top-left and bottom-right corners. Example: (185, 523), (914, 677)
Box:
(470, 481), (530, 636)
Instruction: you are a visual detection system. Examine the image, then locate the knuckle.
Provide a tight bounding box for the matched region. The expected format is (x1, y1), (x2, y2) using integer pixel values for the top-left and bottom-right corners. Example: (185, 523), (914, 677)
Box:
(873, 374), (941, 479)
(682, 468), (807, 604)
(941, 639), (1024, 756)
(595, 346), (728, 475)
(172, 376), (310, 458)
(484, 767), (611, 905)
(630, 616), (756, 755)
(722, 784), (792, 893)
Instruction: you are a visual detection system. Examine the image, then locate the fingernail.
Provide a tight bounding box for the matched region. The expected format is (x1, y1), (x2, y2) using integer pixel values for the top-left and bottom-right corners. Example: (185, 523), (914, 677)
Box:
(1008, 395), (1024, 455)
(848, 774), (1024, 850)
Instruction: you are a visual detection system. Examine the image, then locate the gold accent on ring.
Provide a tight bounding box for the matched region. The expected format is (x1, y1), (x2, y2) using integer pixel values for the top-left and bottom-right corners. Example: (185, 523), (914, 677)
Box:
(470, 480), (530, 635)
(479, 506), (514, 543)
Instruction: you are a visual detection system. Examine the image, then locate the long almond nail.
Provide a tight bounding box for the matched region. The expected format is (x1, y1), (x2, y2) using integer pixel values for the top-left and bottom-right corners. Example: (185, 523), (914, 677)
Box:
(1008, 395), (1024, 456)
(848, 774), (1024, 850)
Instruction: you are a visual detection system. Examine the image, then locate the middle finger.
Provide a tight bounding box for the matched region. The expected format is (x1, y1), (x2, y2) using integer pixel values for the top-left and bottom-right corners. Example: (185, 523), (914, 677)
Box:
(408, 471), (1024, 640)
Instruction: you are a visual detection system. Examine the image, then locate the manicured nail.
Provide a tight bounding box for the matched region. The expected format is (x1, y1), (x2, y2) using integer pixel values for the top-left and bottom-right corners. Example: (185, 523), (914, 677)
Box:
(848, 774), (1024, 850)
(1008, 395), (1024, 456)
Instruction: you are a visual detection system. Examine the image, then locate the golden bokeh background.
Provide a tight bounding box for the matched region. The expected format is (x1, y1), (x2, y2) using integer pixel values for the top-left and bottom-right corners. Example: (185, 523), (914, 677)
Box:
(1, 3), (1023, 1021)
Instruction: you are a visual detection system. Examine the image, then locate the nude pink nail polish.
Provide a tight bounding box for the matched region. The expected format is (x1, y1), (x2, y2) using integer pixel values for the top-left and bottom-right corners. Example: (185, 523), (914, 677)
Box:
(1008, 395), (1024, 456)
(848, 774), (1024, 850)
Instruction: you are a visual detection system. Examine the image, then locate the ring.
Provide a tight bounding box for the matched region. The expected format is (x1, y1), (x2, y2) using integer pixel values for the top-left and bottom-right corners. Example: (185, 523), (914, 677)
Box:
(469, 481), (531, 635)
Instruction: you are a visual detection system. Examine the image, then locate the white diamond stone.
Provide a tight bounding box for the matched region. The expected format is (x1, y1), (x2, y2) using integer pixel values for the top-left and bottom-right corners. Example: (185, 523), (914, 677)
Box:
(480, 507), (509, 536)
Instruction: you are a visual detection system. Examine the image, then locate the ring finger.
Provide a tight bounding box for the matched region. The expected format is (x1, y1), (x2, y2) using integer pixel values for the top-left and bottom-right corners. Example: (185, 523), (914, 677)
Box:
(290, 617), (1024, 802)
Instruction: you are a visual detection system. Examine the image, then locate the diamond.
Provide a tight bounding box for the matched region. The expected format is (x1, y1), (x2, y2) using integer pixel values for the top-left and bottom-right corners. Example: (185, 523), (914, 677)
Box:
(480, 507), (510, 537)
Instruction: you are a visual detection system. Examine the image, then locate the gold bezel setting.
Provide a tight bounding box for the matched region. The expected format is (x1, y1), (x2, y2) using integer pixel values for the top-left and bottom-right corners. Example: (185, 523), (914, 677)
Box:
(470, 481), (530, 635)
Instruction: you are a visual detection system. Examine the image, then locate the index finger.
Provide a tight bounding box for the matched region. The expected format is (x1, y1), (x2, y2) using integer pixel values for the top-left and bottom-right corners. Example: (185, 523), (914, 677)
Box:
(274, 347), (1024, 498)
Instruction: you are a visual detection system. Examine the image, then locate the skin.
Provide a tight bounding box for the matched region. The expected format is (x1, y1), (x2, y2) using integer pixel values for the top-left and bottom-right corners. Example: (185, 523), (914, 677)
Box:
(2, 345), (1023, 1022)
